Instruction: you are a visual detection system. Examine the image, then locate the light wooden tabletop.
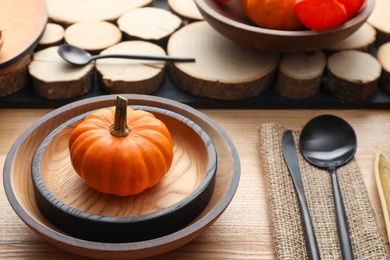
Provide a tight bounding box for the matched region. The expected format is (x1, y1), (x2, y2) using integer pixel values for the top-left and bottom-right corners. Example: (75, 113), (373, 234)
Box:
(1, 108), (389, 259)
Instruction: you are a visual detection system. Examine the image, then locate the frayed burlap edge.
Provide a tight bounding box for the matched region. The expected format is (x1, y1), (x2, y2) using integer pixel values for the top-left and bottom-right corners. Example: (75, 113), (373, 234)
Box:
(259, 123), (389, 260)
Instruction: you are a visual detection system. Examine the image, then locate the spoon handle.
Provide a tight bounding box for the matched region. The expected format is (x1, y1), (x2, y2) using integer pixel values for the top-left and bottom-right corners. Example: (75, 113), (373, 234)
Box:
(329, 167), (354, 260)
(91, 54), (195, 62)
(282, 131), (321, 260)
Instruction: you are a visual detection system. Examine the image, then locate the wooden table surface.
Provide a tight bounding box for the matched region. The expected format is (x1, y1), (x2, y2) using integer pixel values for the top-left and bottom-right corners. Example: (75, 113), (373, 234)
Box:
(1, 108), (390, 259)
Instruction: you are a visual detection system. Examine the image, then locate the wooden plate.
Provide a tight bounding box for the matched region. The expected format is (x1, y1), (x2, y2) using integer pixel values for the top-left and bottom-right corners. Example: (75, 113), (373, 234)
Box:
(3, 94), (240, 259)
(0, 0), (47, 69)
(195, 0), (375, 53)
(31, 106), (217, 243)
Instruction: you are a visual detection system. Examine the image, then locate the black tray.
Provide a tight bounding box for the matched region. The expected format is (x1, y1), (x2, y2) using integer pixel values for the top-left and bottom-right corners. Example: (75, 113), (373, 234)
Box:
(2, 73), (390, 109)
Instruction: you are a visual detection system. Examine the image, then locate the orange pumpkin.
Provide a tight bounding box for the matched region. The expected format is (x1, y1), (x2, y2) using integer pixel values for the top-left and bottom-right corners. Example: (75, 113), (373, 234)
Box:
(241, 0), (304, 30)
(68, 96), (174, 196)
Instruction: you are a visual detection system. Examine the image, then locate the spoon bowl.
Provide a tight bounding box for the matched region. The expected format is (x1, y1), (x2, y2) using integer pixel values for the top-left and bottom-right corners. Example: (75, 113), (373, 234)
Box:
(57, 44), (195, 66)
(300, 115), (357, 168)
(299, 114), (357, 259)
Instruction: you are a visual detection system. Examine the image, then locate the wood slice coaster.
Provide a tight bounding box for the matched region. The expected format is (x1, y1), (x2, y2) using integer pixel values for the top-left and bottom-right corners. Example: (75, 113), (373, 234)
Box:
(28, 46), (94, 100)
(37, 23), (65, 50)
(367, 0), (390, 46)
(117, 7), (182, 48)
(167, 21), (280, 100)
(325, 23), (377, 53)
(168, 0), (204, 22)
(47, 0), (153, 26)
(322, 50), (382, 102)
(377, 42), (390, 93)
(95, 41), (166, 94)
(274, 51), (326, 99)
(64, 21), (122, 53)
(0, 54), (31, 97)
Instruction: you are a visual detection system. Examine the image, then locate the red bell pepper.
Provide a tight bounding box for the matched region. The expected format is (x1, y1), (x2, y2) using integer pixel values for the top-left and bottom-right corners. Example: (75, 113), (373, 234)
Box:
(294, 0), (365, 30)
(294, 0), (347, 30)
(337, 0), (365, 19)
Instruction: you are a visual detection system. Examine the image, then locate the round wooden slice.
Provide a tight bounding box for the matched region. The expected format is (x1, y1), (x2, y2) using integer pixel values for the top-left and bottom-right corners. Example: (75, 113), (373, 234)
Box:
(377, 42), (390, 93)
(64, 21), (122, 53)
(275, 51), (326, 99)
(325, 23), (376, 53)
(95, 41), (166, 94)
(167, 21), (280, 100)
(37, 23), (65, 50)
(117, 7), (182, 48)
(367, 0), (390, 46)
(47, 0), (153, 26)
(28, 46), (94, 100)
(322, 50), (382, 102)
(168, 0), (204, 22)
(0, 54), (31, 97)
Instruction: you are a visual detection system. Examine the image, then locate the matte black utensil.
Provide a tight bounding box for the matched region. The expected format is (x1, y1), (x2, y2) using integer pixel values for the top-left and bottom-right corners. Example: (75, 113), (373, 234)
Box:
(57, 44), (196, 66)
(299, 115), (357, 260)
(282, 130), (321, 260)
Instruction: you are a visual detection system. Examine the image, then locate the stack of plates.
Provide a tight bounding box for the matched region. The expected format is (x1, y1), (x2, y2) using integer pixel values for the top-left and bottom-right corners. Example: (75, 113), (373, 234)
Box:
(3, 94), (240, 259)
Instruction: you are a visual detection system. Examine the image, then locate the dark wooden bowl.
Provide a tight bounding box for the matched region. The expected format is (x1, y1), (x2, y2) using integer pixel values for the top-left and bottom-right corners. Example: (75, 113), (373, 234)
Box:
(195, 0), (375, 53)
(3, 94), (240, 259)
(31, 105), (217, 243)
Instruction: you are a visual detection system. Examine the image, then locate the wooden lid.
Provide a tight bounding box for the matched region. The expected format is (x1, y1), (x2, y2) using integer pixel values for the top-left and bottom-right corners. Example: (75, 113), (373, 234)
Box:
(0, 0), (47, 69)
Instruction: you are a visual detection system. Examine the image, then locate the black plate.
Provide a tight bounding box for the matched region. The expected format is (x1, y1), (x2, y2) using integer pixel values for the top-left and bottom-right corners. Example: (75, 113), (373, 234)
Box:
(31, 105), (217, 243)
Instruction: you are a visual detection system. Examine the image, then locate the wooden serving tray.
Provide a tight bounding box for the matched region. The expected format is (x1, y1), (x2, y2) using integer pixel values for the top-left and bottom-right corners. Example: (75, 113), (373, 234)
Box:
(0, 0), (390, 109)
(0, 0), (47, 69)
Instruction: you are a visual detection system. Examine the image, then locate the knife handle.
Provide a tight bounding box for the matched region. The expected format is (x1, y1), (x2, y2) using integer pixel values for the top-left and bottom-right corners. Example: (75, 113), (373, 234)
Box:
(295, 187), (321, 260)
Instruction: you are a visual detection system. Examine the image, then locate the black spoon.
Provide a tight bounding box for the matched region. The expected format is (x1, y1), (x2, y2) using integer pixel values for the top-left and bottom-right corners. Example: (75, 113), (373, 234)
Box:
(299, 114), (356, 260)
(57, 44), (196, 66)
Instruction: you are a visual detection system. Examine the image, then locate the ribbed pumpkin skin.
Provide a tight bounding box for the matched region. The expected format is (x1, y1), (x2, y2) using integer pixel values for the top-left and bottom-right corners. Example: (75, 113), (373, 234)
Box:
(68, 107), (174, 196)
(241, 0), (304, 30)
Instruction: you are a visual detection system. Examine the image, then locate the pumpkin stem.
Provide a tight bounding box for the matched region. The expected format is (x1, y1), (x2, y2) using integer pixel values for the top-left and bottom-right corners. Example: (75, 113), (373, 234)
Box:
(110, 96), (131, 137)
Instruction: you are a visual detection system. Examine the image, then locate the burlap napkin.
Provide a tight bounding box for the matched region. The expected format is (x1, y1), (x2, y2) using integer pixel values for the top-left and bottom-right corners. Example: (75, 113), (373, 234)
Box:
(259, 123), (389, 260)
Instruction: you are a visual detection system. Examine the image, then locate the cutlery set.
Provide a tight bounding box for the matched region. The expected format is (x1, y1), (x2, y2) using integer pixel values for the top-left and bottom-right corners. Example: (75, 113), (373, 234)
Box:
(282, 115), (357, 260)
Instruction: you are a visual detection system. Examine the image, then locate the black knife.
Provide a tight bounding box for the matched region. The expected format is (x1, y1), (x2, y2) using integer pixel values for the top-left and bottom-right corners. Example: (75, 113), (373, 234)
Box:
(282, 130), (321, 260)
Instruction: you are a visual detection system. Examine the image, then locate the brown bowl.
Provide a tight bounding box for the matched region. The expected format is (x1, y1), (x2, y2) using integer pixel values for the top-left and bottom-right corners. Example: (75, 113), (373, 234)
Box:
(3, 94), (240, 259)
(31, 105), (217, 243)
(195, 0), (375, 53)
